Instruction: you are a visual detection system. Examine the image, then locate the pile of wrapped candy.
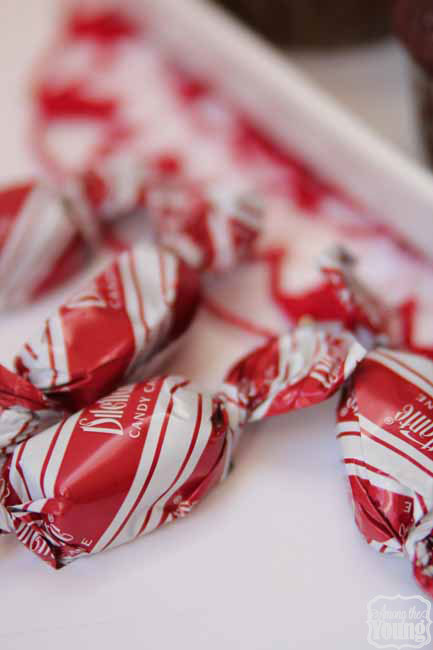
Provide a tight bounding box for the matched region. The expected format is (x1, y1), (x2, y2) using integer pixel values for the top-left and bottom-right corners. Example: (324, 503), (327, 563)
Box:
(1, 2), (433, 604)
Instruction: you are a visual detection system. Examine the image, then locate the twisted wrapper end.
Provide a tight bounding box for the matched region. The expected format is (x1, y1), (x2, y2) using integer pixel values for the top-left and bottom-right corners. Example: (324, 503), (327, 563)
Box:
(404, 512), (433, 597)
(0, 503), (14, 535)
(0, 478), (14, 534)
(149, 178), (263, 274)
(223, 324), (366, 424)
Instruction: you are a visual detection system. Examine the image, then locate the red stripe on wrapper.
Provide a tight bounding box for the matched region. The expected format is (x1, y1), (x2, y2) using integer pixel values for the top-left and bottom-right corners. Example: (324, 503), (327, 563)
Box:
(1, 325), (365, 568)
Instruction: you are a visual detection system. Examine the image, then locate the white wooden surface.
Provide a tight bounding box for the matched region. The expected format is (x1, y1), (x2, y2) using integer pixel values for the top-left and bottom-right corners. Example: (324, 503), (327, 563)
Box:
(0, 3), (431, 650)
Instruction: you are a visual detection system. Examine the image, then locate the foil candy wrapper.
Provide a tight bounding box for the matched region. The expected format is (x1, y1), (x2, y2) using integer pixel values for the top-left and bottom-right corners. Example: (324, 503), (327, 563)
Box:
(299, 252), (433, 596)
(15, 242), (201, 410)
(0, 242), (200, 457)
(0, 154), (261, 308)
(275, 247), (398, 347)
(0, 365), (62, 458)
(268, 248), (433, 596)
(0, 325), (364, 567)
(0, 180), (97, 309)
(0, 170), (261, 455)
(81, 154), (262, 273)
(337, 347), (433, 597)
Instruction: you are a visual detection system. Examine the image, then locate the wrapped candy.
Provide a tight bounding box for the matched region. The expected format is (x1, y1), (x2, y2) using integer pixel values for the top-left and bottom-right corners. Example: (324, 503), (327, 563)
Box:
(258, 248), (433, 597)
(0, 154), (261, 307)
(268, 247), (397, 346)
(0, 242), (200, 456)
(0, 180), (99, 308)
(77, 153), (262, 275)
(0, 168), (261, 454)
(337, 347), (433, 597)
(0, 325), (365, 567)
(15, 242), (201, 408)
(224, 322), (366, 418)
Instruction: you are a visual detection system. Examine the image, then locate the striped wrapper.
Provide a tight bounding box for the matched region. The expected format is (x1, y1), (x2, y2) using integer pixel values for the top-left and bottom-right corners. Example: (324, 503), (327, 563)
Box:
(0, 242), (200, 457)
(0, 166), (262, 455)
(0, 325), (364, 567)
(0, 154), (261, 308)
(337, 347), (433, 597)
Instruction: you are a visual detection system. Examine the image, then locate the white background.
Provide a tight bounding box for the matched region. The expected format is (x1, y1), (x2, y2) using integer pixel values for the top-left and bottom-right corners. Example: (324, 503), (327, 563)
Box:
(0, 2), (430, 649)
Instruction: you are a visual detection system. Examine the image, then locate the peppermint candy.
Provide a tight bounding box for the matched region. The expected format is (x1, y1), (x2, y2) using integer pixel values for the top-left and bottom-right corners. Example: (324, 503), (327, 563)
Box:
(0, 326), (365, 567)
(337, 347), (433, 597)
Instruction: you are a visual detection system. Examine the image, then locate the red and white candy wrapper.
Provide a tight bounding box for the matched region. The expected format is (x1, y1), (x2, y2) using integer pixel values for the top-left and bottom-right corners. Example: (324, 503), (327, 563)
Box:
(0, 326), (364, 567)
(147, 177), (262, 274)
(0, 180), (98, 308)
(0, 241), (200, 456)
(0, 174), (261, 454)
(272, 247), (397, 347)
(79, 153), (262, 273)
(0, 154), (261, 307)
(0, 365), (62, 457)
(15, 241), (201, 410)
(224, 324), (366, 420)
(337, 347), (433, 597)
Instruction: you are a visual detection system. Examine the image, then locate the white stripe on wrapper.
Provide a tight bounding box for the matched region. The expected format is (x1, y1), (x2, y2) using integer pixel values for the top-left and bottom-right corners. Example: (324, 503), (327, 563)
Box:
(118, 251), (147, 367)
(138, 391), (213, 536)
(359, 415), (433, 499)
(0, 185), (76, 307)
(206, 202), (233, 270)
(11, 422), (60, 501)
(336, 421), (360, 435)
(104, 380), (204, 548)
(343, 461), (415, 498)
(159, 248), (178, 308)
(343, 339), (367, 379)
(131, 246), (171, 351)
(41, 411), (82, 497)
(47, 312), (70, 388)
(91, 376), (180, 553)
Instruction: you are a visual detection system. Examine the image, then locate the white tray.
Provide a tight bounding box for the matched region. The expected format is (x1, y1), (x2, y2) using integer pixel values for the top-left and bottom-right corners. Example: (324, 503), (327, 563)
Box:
(145, 0), (433, 257)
